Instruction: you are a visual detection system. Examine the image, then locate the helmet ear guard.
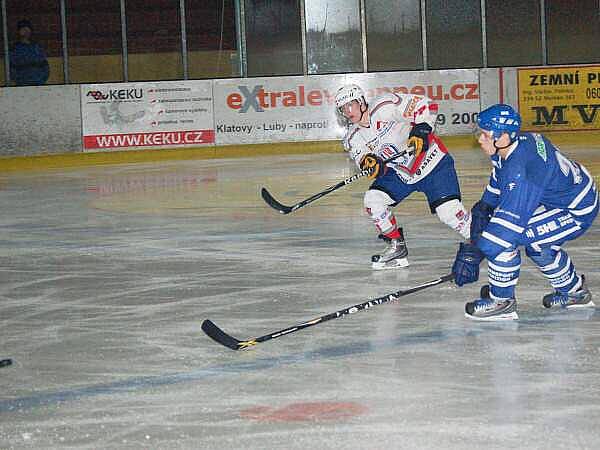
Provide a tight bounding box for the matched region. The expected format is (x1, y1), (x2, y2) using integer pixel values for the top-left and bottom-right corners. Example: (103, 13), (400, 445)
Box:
(477, 104), (522, 143)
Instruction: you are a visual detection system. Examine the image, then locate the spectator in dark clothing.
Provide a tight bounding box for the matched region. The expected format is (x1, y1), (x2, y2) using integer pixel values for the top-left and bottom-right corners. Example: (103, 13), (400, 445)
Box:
(9, 19), (49, 86)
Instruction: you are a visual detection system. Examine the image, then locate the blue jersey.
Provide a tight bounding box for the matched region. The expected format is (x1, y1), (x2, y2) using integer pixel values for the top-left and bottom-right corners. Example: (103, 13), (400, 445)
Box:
(477, 133), (598, 258)
(9, 42), (49, 86)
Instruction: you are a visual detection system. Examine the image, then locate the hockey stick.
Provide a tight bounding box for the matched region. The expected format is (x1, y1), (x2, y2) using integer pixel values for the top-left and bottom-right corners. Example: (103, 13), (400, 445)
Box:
(0, 358), (12, 368)
(202, 273), (454, 350)
(261, 148), (414, 215)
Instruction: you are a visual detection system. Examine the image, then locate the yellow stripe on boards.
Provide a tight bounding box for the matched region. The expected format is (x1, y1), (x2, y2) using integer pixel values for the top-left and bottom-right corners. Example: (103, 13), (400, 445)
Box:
(1, 132), (598, 173)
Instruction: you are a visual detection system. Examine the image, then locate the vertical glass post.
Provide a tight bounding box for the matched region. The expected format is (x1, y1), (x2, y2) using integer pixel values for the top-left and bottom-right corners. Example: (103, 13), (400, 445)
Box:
(120, 0), (128, 81)
(60, 0), (69, 83)
(359, 0), (367, 72)
(481, 0), (487, 68)
(180, 0), (188, 79)
(234, 0), (246, 78)
(540, 0), (547, 65)
(1, 0), (9, 84)
(300, 0), (307, 75)
(420, 0), (428, 70)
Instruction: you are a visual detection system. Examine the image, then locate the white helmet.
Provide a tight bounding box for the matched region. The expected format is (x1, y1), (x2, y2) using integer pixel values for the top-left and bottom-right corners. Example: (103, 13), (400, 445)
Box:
(335, 84), (366, 110)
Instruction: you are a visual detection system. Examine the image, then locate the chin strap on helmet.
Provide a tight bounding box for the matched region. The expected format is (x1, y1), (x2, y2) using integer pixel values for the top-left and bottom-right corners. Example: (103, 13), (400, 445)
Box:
(493, 138), (513, 153)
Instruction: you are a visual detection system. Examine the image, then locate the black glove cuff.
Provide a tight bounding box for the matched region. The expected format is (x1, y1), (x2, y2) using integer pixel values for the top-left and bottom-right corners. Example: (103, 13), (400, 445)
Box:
(409, 123), (433, 139)
(472, 200), (495, 217)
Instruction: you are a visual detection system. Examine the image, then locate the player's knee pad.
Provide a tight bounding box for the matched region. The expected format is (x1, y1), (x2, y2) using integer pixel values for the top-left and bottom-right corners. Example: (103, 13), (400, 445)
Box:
(526, 245), (577, 290)
(435, 199), (471, 239)
(525, 245), (557, 267)
(364, 189), (394, 212)
(364, 189), (396, 234)
(494, 248), (520, 263)
(364, 189), (394, 219)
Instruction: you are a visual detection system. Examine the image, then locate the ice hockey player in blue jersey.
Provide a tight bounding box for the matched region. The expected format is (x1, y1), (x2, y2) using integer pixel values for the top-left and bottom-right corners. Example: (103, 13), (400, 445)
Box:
(453, 104), (598, 320)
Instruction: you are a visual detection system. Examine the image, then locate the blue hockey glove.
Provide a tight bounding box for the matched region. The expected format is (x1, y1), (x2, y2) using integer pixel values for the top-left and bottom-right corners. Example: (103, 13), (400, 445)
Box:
(453, 242), (484, 287)
(407, 123), (432, 157)
(470, 200), (494, 242)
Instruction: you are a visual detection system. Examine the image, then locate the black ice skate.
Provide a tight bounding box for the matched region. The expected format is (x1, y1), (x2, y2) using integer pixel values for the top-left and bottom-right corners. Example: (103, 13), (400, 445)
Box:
(542, 275), (595, 309)
(371, 232), (409, 270)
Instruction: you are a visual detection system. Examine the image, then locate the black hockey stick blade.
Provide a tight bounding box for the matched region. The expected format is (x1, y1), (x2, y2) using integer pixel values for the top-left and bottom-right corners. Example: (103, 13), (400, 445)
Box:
(201, 319), (257, 350)
(261, 187), (293, 214)
(0, 358), (13, 368)
(202, 273), (454, 351)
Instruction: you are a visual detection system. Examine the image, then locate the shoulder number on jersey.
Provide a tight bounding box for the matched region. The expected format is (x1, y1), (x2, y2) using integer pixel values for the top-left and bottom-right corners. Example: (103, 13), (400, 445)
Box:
(556, 151), (583, 184)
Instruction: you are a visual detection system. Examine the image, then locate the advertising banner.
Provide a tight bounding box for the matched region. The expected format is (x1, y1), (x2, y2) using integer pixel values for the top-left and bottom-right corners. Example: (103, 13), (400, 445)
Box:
(350, 69), (481, 136)
(518, 65), (600, 132)
(81, 80), (214, 151)
(213, 75), (347, 145)
(213, 69), (481, 145)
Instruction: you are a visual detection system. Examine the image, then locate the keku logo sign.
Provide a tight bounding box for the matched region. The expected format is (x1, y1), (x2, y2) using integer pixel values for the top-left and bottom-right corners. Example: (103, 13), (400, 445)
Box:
(86, 89), (144, 102)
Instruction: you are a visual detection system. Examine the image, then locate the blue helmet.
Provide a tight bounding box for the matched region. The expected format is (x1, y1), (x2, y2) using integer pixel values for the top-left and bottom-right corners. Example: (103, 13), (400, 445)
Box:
(477, 104), (521, 142)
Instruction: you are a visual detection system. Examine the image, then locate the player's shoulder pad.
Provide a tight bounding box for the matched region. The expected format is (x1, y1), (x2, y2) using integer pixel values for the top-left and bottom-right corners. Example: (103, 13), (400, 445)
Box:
(370, 92), (402, 109)
(373, 91), (401, 102)
(369, 92), (403, 119)
(513, 134), (550, 184)
(519, 132), (554, 164)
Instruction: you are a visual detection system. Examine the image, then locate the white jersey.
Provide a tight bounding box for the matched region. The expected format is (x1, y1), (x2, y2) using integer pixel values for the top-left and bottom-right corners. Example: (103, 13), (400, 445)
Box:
(342, 92), (447, 184)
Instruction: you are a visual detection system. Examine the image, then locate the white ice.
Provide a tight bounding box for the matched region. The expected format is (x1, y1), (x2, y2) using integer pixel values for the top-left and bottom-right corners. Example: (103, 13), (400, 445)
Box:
(1, 146), (599, 449)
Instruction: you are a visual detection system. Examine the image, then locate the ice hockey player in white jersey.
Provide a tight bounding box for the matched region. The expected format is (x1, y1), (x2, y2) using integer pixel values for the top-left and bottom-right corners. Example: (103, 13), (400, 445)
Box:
(335, 84), (471, 269)
(453, 104), (598, 320)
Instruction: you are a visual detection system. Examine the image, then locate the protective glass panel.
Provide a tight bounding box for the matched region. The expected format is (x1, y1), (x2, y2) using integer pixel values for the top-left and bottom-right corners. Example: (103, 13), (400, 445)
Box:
(6, 0), (62, 85)
(426, 0), (482, 69)
(546, 0), (600, 64)
(126, 0), (183, 81)
(305, 0), (363, 74)
(365, 0), (422, 71)
(186, 0), (239, 79)
(244, 0), (302, 76)
(486, 0), (542, 67)
(67, 0), (123, 83)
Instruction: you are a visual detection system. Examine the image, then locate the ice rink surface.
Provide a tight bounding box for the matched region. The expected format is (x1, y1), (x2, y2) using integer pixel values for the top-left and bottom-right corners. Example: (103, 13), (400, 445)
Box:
(1, 143), (599, 449)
